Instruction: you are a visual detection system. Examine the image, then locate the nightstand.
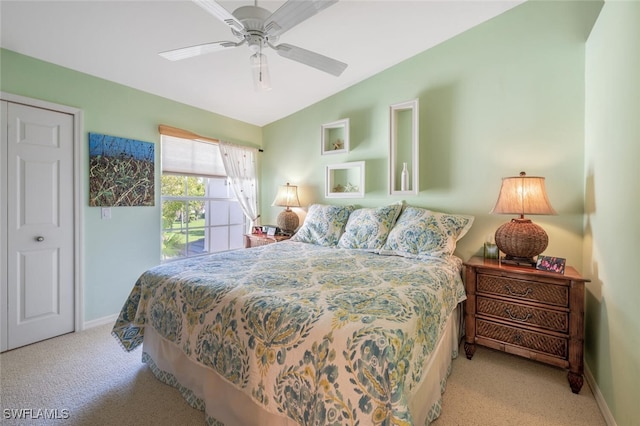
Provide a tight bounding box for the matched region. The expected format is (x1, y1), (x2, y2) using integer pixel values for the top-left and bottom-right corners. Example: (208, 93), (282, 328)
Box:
(463, 256), (589, 393)
(244, 233), (290, 248)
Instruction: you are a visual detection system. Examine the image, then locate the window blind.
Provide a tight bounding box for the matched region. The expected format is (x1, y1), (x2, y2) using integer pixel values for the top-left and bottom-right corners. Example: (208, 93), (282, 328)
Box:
(161, 134), (226, 177)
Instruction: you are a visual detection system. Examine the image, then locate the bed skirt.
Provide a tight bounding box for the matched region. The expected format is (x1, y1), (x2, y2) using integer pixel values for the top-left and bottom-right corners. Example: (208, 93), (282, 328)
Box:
(141, 304), (463, 426)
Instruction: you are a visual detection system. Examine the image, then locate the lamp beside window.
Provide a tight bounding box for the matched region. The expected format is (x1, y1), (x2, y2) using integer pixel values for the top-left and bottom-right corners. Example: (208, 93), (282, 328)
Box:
(491, 171), (557, 266)
(272, 183), (300, 234)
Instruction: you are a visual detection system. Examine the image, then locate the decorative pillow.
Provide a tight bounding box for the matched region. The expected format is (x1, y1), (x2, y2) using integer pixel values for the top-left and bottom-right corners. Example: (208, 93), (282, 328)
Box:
(290, 204), (355, 246)
(337, 202), (403, 251)
(379, 206), (474, 259)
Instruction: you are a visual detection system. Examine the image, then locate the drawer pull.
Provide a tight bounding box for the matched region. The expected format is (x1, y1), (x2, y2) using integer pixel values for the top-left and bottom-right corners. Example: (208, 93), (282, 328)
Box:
(505, 308), (532, 323)
(504, 285), (533, 297)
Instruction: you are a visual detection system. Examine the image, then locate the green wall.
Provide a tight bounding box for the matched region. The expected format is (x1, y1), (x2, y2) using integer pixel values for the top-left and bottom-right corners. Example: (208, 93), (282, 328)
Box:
(0, 49), (262, 322)
(262, 0), (601, 268)
(584, 1), (640, 423)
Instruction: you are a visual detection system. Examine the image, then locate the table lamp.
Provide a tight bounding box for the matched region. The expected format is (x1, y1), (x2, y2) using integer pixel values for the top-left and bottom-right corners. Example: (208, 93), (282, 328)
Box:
(490, 171), (557, 266)
(272, 182), (301, 234)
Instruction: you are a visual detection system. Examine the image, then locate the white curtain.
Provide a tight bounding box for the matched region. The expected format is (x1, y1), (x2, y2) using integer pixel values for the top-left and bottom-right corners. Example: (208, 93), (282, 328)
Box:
(219, 141), (260, 231)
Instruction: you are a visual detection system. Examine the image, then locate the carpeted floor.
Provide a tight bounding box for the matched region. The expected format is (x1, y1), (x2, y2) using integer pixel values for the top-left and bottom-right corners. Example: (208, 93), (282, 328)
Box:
(436, 344), (606, 425)
(0, 324), (606, 425)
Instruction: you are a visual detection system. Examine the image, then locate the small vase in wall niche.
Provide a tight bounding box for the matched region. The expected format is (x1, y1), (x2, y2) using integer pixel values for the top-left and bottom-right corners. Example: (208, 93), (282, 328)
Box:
(401, 162), (409, 191)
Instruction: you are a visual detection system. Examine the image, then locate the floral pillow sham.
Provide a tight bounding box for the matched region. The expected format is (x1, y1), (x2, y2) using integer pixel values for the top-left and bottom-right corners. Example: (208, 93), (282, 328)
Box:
(290, 204), (354, 247)
(337, 202), (403, 251)
(379, 206), (474, 259)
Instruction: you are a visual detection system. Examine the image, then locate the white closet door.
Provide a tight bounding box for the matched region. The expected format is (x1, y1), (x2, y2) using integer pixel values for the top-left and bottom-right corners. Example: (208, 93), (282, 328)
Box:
(2, 101), (75, 350)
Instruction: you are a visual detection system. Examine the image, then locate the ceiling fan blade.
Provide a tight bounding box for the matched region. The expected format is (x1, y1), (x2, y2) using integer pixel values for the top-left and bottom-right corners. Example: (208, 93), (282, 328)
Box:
(265, 0), (338, 38)
(159, 40), (243, 61)
(192, 0), (245, 34)
(273, 43), (347, 76)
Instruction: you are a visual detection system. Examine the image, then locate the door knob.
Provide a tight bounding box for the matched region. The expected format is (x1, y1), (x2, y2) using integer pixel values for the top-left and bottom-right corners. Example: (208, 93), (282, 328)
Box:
(35, 236), (44, 242)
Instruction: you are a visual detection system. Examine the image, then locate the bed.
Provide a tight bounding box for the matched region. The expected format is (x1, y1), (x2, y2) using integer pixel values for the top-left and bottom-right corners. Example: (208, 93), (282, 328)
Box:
(113, 203), (474, 425)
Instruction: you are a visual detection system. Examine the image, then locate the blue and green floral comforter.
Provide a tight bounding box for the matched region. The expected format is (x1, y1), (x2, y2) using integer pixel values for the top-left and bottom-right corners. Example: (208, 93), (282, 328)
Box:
(112, 241), (466, 425)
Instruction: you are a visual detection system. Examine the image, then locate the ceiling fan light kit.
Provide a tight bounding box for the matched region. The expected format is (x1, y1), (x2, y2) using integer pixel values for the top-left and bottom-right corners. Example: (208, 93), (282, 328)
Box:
(250, 51), (271, 91)
(160, 0), (347, 89)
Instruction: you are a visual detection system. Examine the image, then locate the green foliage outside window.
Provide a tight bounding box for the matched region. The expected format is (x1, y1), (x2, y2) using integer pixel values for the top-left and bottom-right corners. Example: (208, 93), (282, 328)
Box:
(161, 175), (207, 259)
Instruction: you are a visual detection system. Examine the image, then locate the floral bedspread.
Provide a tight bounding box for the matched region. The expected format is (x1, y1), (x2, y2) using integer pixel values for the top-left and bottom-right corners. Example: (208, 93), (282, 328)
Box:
(112, 241), (466, 425)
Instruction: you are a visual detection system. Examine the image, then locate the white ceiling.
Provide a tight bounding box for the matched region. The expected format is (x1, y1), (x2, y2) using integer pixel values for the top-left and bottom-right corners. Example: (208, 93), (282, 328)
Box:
(0, 0), (523, 127)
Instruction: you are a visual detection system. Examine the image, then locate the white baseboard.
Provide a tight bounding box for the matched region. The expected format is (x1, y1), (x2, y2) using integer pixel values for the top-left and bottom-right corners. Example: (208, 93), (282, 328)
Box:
(82, 313), (119, 330)
(584, 362), (617, 426)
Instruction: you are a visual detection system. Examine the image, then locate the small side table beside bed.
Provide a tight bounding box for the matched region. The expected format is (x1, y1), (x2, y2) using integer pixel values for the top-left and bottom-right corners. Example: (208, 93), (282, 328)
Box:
(463, 256), (589, 393)
(244, 233), (291, 248)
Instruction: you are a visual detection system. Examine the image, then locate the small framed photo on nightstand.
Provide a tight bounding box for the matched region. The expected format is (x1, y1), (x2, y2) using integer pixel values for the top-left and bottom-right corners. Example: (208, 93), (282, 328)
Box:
(266, 226), (277, 237)
(536, 256), (566, 274)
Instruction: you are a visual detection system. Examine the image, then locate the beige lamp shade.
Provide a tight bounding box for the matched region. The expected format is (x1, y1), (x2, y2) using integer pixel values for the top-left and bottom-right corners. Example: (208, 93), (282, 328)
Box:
(271, 183), (301, 209)
(491, 172), (557, 265)
(491, 172), (557, 217)
(272, 183), (301, 233)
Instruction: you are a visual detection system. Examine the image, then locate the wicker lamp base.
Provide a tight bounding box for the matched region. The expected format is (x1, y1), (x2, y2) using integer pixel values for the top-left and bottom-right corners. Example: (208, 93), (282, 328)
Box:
(494, 218), (548, 266)
(277, 208), (299, 234)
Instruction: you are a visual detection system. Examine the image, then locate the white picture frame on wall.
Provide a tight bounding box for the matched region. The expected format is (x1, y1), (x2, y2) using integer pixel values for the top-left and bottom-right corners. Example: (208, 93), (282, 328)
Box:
(325, 161), (365, 198)
(321, 118), (350, 155)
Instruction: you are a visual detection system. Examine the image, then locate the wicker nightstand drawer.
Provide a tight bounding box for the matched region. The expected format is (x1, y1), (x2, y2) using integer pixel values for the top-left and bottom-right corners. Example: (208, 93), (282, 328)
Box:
(476, 296), (569, 333)
(476, 319), (568, 359)
(477, 274), (568, 307)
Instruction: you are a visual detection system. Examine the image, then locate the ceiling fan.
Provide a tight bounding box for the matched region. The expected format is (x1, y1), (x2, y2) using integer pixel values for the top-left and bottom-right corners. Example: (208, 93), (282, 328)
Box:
(160, 0), (348, 91)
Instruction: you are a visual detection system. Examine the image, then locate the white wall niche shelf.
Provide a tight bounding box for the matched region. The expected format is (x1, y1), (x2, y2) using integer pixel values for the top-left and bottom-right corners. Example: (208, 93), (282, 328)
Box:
(321, 118), (350, 155)
(325, 161), (364, 198)
(389, 99), (419, 195)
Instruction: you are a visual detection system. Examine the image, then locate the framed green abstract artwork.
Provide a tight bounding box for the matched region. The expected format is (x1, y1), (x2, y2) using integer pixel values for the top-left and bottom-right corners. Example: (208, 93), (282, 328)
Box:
(89, 132), (155, 206)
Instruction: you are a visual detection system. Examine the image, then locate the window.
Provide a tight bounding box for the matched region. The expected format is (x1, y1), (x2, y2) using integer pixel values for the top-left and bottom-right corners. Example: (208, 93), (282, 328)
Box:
(161, 134), (246, 261)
